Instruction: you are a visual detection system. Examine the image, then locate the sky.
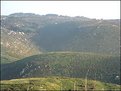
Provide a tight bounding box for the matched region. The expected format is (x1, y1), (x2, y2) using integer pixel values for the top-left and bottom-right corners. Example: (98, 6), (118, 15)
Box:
(1, 1), (120, 19)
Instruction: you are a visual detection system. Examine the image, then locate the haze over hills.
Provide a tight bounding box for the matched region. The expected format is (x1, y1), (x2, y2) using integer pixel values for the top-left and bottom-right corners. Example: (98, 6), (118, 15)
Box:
(0, 13), (120, 90)
(1, 13), (120, 62)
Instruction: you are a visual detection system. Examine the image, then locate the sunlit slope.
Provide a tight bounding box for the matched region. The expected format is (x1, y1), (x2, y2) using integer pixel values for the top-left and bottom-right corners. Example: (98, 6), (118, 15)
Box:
(1, 77), (120, 91)
(1, 27), (41, 64)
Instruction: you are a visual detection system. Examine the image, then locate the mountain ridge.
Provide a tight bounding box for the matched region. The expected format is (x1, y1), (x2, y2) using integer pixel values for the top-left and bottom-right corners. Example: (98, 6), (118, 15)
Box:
(1, 13), (119, 61)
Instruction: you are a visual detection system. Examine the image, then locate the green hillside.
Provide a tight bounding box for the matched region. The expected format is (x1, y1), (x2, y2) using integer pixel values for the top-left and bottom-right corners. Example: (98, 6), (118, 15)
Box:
(1, 53), (19, 64)
(1, 52), (120, 85)
(1, 13), (120, 90)
(1, 77), (120, 91)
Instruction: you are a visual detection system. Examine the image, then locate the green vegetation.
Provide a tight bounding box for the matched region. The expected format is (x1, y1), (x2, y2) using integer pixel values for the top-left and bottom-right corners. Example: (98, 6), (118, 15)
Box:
(1, 54), (18, 64)
(1, 77), (120, 91)
(1, 13), (120, 90)
(1, 52), (120, 85)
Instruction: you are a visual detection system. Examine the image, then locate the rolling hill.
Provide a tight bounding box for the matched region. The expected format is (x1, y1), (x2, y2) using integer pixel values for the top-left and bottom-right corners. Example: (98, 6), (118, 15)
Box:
(1, 52), (120, 85)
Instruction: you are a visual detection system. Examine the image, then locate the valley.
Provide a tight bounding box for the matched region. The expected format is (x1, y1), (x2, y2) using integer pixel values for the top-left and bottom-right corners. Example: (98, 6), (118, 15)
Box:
(0, 13), (120, 90)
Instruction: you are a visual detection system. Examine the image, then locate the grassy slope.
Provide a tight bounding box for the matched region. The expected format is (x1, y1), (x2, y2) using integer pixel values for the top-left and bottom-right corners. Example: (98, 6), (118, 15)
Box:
(1, 77), (121, 91)
(1, 55), (18, 64)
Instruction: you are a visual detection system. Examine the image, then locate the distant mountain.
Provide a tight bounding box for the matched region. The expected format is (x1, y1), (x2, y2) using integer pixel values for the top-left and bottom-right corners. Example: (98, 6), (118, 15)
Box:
(1, 52), (120, 84)
(1, 13), (120, 62)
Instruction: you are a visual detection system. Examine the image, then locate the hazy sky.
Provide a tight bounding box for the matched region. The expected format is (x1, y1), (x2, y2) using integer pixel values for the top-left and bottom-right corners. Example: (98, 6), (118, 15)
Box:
(1, 1), (120, 19)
